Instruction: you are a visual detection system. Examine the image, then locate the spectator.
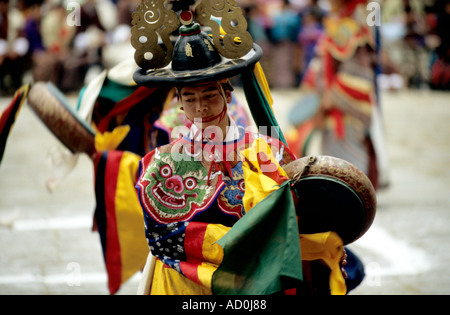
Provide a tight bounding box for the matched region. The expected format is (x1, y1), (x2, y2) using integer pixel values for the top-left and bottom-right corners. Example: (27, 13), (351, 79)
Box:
(71, 0), (118, 87)
(40, 0), (77, 91)
(117, 0), (140, 26)
(0, 0), (29, 94)
(401, 0), (430, 88)
(297, 7), (323, 84)
(23, 0), (52, 84)
(271, 0), (302, 88)
(430, 0), (450, 90)
(244, 4), (273, 87)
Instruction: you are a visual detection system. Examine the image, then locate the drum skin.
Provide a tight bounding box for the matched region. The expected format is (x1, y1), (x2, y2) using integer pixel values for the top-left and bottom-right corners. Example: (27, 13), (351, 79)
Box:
(27, 82), (96, 157)
(283, 155), (377, 244)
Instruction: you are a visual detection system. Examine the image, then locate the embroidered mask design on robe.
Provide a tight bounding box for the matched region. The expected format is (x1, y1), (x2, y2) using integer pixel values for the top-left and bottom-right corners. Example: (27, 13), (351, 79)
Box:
(139, 151), (219, 223)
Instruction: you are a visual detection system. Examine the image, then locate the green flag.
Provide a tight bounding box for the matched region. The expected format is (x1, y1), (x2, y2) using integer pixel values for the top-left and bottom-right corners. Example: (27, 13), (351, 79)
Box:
(240, 67), (288, 146)
(212, 181), (303, 295)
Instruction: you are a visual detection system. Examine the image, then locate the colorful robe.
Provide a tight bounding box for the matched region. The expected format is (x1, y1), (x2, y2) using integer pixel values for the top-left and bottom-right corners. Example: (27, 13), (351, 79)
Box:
(136, 122), (298, 294)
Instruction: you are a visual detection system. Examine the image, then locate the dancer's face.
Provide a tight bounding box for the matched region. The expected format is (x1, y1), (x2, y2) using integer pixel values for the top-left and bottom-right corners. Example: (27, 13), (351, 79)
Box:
(179, 82), (232, 130)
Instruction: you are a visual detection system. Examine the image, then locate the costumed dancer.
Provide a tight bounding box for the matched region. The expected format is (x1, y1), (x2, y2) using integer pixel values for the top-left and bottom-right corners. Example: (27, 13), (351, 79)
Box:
(287, 0), (385, 190)
(132, 0), (298, 295)
(132, 0), (366, 295)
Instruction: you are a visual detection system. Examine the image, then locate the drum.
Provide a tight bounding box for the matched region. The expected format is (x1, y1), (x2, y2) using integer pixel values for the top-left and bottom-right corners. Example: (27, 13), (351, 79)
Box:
(283, 155), (376, 244)
(27, 82), (96, 157)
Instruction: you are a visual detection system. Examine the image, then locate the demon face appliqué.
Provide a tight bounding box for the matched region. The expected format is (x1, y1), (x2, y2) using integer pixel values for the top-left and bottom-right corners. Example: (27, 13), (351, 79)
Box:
(139, 151), (218, 223)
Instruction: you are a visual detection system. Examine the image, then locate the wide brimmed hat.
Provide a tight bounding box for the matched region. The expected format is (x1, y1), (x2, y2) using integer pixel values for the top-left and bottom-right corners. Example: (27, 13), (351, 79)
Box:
(130, 0), (262, 87)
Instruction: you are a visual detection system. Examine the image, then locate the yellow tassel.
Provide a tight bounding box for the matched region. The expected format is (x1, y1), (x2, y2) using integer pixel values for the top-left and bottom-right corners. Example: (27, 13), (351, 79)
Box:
(253, 62), (274, 110)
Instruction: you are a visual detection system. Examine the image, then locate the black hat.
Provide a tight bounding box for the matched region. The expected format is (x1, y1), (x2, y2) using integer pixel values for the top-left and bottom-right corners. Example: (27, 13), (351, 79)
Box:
(131, 0), (262, 87)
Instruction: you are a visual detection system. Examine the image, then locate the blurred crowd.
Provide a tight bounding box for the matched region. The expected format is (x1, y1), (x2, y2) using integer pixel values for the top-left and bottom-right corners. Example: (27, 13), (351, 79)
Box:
(241, 0), (450, 90)
(1, 0), (450, 95)
(0, 0), (137, 95)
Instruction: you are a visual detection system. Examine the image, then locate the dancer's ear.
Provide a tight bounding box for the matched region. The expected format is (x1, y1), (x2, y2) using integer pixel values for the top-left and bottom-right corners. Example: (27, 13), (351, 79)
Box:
(225, 90), (232, 104)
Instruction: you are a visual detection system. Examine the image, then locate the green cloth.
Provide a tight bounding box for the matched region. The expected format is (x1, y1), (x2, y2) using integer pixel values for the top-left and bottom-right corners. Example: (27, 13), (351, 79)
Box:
(212, 181), (303, 295)
(77, 78), (137, 111)
(98, 79), (138, 103)
(240, 67), (288, 146)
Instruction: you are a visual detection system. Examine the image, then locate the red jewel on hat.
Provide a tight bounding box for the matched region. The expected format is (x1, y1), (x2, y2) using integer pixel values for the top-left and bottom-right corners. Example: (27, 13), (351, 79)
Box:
(180, 10), (194, 25)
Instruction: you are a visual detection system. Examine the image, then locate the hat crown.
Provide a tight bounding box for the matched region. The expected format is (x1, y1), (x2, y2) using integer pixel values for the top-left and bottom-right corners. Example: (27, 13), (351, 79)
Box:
(131, 0), (253, 71)
(131, 0), (262, 87)
(172, 24), (222, 71)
